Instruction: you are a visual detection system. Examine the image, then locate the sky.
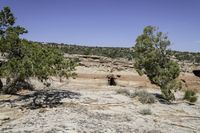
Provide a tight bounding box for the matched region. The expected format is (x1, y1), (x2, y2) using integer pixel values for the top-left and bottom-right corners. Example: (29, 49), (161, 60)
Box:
(0, 0), (200, 52)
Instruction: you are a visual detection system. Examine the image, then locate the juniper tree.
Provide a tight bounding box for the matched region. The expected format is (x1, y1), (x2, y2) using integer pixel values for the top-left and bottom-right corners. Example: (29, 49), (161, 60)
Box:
(0, 7), (76, 94)
(134, 26), (181, 101)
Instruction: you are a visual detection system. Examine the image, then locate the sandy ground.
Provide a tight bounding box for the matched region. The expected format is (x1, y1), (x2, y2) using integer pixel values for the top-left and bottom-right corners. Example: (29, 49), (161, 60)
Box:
(0, 82), (200, 133)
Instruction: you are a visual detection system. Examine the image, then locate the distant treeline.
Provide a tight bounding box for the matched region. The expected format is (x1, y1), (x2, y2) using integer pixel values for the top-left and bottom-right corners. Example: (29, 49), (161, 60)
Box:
(33, 41), (200, 63)
(169, 50), (200, 63)
(36, 42), (133, 60)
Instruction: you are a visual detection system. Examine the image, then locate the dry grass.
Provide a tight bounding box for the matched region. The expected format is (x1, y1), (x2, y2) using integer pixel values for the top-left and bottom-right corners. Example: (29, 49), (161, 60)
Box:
(130, 90), (156, 104)
(116, 89), (130, 96)
(139, 108), (152, 115)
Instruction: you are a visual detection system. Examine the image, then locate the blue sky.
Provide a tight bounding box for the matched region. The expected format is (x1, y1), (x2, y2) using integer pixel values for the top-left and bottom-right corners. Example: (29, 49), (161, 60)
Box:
(0, 0), (200, 52)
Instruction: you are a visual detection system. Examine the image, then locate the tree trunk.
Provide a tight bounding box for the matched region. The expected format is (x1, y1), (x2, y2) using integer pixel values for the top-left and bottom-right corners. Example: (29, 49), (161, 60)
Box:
(0, 79), (3, 92)
(2, 77), (19, 94)
(2, 77), (35, 94)
(161, 87), (175, 101)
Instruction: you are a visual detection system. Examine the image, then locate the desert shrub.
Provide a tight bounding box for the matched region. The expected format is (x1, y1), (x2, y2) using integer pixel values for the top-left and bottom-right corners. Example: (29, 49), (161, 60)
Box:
(134, 26), (181, 101)
(184, 90), (195, 99)
(184, 90), (198, 103)
(131, 90), (156, 104)
(189, 97), (198, 103)
(139, 108), (152, 115)
(116, 89), (130, 96)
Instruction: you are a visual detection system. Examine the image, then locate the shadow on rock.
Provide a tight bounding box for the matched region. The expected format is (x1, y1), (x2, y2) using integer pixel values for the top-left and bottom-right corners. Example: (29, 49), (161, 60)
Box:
(0, 89), (80, 109)
(153, 93), (172, 104)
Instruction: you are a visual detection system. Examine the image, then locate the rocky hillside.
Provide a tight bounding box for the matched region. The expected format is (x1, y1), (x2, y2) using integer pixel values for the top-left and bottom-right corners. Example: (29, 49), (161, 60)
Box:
(63, 54), (200, 92)
(0, 53), (200, 133)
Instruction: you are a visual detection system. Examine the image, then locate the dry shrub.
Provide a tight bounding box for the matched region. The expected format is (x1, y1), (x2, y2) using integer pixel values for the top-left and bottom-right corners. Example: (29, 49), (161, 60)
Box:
(131, 90), (156, 104)
(116, 89), (130, 96)
(139, 108), (152, 115)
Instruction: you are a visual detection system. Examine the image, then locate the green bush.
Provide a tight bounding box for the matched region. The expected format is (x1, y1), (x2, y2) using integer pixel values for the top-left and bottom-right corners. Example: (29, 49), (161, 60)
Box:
(184, 90), (198, 103)
(190, 96), (198, 103)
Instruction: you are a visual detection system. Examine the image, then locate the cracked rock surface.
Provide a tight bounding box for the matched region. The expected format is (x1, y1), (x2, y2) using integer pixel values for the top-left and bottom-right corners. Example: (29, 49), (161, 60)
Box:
(0, 85), (200, 133)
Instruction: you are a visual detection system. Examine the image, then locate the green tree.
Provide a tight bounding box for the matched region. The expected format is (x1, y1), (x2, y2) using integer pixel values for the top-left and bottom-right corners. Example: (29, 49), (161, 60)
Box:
(134, 26), (181, 101)
(0, 7), (76, 94)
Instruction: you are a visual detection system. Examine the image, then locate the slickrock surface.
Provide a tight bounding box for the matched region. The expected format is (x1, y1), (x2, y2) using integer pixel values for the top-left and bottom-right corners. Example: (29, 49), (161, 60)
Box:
(0, 83), (200, 133)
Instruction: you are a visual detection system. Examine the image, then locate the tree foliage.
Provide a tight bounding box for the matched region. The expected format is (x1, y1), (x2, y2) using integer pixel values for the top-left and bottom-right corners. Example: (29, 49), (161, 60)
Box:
(0, 7), (76, 94)
(134, 26), (181, 101)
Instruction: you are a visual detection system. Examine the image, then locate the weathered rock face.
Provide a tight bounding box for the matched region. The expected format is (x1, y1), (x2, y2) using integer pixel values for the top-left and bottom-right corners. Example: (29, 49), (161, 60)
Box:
(179, 73), (200, 92)
(65, 54), (134, 71)
(178, 64), (200, 92)
(179, 58), (200, 73)
(64, 54), (151, 88)
(65, 54), (200, 92)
